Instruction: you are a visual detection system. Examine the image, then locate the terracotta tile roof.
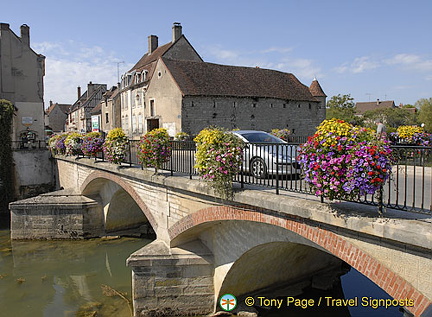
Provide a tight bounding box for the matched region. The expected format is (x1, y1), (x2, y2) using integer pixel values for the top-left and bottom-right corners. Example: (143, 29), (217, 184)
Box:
(309, 79), (326, 97)
(163, 58), (318, 101)
(355, 100), (396, 114)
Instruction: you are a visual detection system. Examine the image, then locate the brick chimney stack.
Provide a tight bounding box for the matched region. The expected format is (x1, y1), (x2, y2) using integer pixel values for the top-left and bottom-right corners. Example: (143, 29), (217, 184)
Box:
(77, 86), (81, 100)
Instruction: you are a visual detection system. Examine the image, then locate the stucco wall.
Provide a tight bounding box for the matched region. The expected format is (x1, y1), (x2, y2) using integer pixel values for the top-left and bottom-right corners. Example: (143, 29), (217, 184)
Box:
(0, 24), (45, 142)
(146, 61), (184, 136)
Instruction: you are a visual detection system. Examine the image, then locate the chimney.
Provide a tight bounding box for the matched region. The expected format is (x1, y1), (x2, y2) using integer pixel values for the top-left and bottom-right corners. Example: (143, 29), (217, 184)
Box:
(377, 99), (380, 105)
(77, 86), (82, 100)
(87, 82), (94, 97)
(148, 35), (158, 54)
(172, 22), (182, 43)
(20, 24), (30, 46)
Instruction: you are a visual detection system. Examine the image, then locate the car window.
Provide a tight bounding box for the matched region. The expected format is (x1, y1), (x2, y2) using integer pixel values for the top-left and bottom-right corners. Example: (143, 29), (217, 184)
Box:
(241, 133), (285, 143)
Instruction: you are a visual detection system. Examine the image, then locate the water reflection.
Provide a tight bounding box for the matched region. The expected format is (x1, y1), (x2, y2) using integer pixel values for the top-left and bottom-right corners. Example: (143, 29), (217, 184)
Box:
(0, 224), (149, 317)
(0, 213), (404, 317)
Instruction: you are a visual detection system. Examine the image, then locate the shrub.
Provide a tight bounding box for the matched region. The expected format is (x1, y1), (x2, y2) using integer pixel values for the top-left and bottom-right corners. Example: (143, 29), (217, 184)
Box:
(270, 129), (291, 141)
(64, 132), (83, 156)
(174, 131), (190, 141)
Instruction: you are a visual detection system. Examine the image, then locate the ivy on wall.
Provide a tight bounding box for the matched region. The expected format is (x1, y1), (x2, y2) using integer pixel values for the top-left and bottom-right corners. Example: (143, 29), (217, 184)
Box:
(0, 99), (15, 209)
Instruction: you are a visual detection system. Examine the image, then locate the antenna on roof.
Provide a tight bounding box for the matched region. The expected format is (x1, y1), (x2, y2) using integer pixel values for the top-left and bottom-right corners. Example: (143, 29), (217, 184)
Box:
(365, 93), (371, 101)
(116, 61), (125, 83)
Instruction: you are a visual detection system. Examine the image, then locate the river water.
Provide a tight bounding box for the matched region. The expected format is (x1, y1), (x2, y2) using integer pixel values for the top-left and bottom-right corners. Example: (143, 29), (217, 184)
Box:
(0, 214), (404, 317)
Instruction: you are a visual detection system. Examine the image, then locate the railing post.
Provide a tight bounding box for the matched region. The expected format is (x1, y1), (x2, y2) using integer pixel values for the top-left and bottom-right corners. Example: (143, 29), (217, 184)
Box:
(378, 185), (383, 215)
(170, 141), (174, 176)
(189, 142), (193, 180)
(128, 140), (132, 167)
(240, 150), (244, 189)
(275, 144), (279, 195)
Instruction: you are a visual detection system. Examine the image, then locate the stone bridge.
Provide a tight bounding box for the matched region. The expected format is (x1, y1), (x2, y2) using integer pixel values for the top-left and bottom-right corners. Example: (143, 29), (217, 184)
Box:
(10, 156), (432, 317)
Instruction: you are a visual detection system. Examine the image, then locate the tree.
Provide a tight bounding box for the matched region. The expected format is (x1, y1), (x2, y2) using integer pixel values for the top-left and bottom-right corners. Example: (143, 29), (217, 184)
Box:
(363, 107), (418, 131)
(0, 99), (15, 209)
(416, 98), (432, 132)
(326, 94), (357, 123)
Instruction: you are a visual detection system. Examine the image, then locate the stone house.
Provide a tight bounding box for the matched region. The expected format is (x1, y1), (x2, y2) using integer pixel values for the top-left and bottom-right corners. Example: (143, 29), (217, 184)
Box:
(119, 22), (203, 139)
(146, 58), (326, 136)
(65, 82), (107, 133)
(0, 23), (45, 142)
(99, 86), (121, 133)
(45, 101), (71, 132)
(118, 23), (326, 138)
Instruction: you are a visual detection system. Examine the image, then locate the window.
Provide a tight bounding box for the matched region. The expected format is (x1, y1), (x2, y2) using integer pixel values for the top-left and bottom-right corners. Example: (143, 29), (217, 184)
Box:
(138, 114), (143, 133)
(132, 114), (137, 133)
(150, 99), (155, 116)
(105, 113), (109, 123)
(124, 115), (129, 132)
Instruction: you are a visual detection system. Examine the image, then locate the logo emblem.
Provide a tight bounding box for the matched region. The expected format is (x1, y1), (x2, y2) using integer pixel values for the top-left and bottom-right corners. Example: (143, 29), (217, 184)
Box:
(219, 294), (237, 311)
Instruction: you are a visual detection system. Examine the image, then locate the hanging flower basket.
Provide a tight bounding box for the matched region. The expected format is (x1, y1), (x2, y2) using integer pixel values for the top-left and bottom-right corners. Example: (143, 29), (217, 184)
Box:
(194, 127), (243, 199)
(103, 128), (128, 164)
(298, 119), (393, 201)
(64, 132), (83, 156)
(82, 132), (104, 157)
(137, 128), (172, 173)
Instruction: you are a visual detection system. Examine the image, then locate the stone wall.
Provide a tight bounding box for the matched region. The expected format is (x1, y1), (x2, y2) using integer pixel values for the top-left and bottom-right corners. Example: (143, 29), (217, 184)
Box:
(127, 240), (214, 317)
(50, 157), (432, 316)
(181, 96), (324, 136)
(12, 149), (54, 200)
(10, 190), (102, 239)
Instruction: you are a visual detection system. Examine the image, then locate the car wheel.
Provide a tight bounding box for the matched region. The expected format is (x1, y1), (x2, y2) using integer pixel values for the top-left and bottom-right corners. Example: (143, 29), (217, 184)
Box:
(250, 158), (267, 179)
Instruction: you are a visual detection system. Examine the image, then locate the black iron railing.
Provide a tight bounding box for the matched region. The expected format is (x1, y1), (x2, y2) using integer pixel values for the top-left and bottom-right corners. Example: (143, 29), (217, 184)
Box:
(74, 141), (431, 215)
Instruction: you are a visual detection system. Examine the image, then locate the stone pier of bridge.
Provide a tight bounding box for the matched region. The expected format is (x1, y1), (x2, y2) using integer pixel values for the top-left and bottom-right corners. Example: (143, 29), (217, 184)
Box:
(9, 157), (432, 317)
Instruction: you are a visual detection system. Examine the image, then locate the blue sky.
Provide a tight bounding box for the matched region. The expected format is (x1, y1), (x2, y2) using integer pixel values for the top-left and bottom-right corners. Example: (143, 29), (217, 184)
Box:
(3, 0), (431, 108)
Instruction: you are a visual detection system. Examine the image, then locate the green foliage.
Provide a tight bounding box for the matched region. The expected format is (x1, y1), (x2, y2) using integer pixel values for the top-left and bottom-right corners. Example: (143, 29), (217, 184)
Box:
(0, 99), (15, 208)
(174, 131), (189, 141)
(362, 107), (418, 130)
(270, 129), (291, 141)
(325, 94), (356, 122)
(416, 98), (432, 132)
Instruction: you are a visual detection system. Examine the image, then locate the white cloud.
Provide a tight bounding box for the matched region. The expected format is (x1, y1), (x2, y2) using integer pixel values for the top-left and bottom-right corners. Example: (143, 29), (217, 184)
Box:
(335, 56), (379, 74)
(261, 47), (293, 54)
(385, 53), (432, 72)
(34, 41), (129, 108)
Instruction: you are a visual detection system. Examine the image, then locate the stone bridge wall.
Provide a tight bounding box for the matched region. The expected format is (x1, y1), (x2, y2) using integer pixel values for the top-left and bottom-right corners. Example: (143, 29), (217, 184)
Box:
(53, 157), (432, 316)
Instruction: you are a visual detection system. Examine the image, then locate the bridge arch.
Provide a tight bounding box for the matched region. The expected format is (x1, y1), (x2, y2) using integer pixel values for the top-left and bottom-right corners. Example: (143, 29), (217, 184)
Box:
(169, 205), (430, 317)
(80, 170), (158, 234)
